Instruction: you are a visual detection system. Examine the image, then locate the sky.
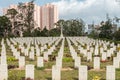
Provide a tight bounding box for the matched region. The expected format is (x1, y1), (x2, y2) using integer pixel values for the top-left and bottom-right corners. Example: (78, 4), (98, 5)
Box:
(0, 0), (120, 24)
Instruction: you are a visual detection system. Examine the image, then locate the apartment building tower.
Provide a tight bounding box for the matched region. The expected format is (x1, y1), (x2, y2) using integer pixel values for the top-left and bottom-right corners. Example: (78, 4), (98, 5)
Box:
(3, 3), (59, 30)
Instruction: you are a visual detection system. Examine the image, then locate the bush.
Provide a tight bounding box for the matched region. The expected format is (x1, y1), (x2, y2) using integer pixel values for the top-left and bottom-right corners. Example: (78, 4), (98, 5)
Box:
(7, 56), (17, 61)
(113, 29), (120, 41)
(92, 76), (101, 80)
(63, 57), (73, 62)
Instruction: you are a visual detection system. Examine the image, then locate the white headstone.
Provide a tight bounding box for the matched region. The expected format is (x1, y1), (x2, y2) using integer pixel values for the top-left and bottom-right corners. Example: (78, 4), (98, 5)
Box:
(52, 65), (61, 80)
(0, 56), (7, 65)
(25, 49), (29, 56)
(113, 57), (119, 68)
(29, 51), (34, 60)
(106, 66), (115, 80)
(0, 64), (8, 80)
(19, 56), (25, 68)
(94, 47), (99, 55)
(101, 52), (107, 61)
(75, 57), (81, 68)
(43, 53), (48, 61)
(15, 52), (20, 59)
(56, 57), (62, 69)
(87, 52), (92, 61)
(107, 50), (111, 57)
(36, 48), (40, 56)
(79, 66), (87, 80)
(25, 65), (34, 80)
(94, 57), (100, 69)
(37, 57), (44, 67)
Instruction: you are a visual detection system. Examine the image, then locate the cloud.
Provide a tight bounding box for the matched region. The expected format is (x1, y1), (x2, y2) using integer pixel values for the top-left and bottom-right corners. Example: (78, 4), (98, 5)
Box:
(52, 0), (120, 24)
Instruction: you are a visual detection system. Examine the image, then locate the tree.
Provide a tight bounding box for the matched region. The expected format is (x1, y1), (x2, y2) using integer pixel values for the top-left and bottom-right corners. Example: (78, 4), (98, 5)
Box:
(56, 19), (85, 36)
(99, 20), (113, 39)
(113, 28), (120, 41)
(0, 16), (12, 37)
(32, 27), (41, 37)
(88, 30), (99, 38)
(6, 8), (18, 35)
(55, 19), (65, 27)
(40, 27), (49, 37)
(18, 0), (35, 35)
(49, 27), (61, 36)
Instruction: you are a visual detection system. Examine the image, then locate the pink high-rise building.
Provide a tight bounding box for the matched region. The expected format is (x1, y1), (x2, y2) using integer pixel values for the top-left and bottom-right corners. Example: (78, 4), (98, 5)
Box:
(3, 3), (59, 30)
(34, 5), (41, 29)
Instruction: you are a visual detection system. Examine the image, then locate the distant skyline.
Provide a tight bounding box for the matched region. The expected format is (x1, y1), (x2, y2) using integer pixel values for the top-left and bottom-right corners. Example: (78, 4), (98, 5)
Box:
(0, 0), (120, 24)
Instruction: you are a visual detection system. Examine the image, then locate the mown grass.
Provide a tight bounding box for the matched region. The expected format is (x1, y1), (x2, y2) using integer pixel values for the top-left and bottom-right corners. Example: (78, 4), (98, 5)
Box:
(3, 38), (120, 80)
(8, 67), (120, 80)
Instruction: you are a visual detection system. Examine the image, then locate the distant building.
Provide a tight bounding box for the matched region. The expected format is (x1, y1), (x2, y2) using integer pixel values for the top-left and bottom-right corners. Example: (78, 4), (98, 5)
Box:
(86, 24), (100, 34)
(3, 3), (59, 30)
(87, 24), (94, 34)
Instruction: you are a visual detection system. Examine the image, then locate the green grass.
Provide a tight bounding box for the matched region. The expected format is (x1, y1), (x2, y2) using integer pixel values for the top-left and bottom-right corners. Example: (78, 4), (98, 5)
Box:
(2, 38), (120, 80)
(8, 70), (25, 80)
(8, 68), (120, 80)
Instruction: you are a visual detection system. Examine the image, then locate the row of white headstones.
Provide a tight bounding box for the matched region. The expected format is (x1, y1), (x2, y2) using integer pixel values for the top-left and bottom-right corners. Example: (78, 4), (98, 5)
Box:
(0, 37), (120, 80)
(0, 37), (62, 80)
(67, 37), (120, 80)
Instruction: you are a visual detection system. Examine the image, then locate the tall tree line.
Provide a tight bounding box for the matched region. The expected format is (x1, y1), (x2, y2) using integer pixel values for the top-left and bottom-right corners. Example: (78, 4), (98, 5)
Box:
(88, 18), (120, 41)
(0, 0), (85, 37)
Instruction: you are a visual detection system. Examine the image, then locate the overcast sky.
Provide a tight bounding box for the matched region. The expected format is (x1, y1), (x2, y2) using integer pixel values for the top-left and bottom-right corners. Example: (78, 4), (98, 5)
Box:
(0, 0), (120, 24)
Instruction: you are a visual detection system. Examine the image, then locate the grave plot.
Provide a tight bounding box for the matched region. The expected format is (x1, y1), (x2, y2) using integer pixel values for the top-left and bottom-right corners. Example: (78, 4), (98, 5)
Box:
(6, 37), (64, 80)
(67, 37), (120, 80)
(0, 37), (120, 80)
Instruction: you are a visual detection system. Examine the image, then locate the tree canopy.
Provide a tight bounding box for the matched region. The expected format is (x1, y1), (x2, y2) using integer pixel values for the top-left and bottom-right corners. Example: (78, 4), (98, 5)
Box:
(56, 19), (85, 36)
(0, 16), (12, 37)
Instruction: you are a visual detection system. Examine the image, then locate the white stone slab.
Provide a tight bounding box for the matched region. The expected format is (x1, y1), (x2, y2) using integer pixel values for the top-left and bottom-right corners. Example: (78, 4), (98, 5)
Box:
(37, 57), (44, 67)
(79, 66), (87, 80)
(52, 65), (61, 80)
(25, 65), (34, 79)
(94, 57), (100, 69)
(19, 56), (25, 68)
(106, 66), (115, 80)
(113, 57), (119, 68)
(101, 52), (107, 61)
(75, 57), (81, 68)
(0, 64), (8, 80)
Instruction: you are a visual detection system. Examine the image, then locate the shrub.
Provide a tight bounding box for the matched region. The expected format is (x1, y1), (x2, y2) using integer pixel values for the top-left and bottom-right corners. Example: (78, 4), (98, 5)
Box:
(63, 57), (73, 62)
(92, 76), (101, 80)
(7, 56), (17, 62)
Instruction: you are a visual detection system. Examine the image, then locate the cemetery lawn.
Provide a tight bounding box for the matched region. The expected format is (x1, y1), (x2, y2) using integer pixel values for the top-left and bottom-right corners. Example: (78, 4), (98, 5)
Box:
(7, 49), (120, 80)
(1, 37), (120, 80)
(8, 67), (120, 80)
